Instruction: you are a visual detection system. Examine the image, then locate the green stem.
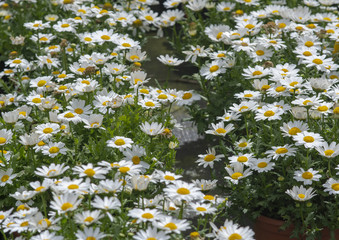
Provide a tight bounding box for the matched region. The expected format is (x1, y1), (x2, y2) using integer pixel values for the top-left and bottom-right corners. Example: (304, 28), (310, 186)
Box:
(1, 230), (7, 240)
(40, 194), (47, 217)
(178, 201), (185, 219)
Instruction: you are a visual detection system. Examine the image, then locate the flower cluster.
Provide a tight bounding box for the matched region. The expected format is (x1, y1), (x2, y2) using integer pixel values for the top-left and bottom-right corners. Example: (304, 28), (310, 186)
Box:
(0, 0), (241, 239)
(160, 0), (339, 238)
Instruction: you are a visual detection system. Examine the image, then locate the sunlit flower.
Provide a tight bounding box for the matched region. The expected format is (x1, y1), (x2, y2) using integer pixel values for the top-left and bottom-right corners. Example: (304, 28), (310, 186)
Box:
(265, 145), (297, 160)
(293, 131), (324, 149)
(50, 193), (82, 213)
(225, 162), (252, 184)
(140, 121), (165, 136)
(205, 122), (234, 136)
(155, 216), (190, 234)
(323, 178), (339, 195)
(196, 148), (223, 168)
(41, 142), (67, 158)
(75, 227), (106, 240)
(294, 168), (322, 185)
(128, 208), (162, 223)
(164, 180), (203, 202)
(74, 210), (103, 226)
(316, 142), (339, 158)
(133, 227), (170, 240)
(107, 136), (134, 150)
(35, 163), (69, 178)
(286, 185), (316, 201)
(0, 168), (17, 187)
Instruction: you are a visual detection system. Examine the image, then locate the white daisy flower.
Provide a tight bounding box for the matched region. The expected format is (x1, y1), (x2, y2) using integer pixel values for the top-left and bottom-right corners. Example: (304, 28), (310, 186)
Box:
(294, 168), (322, 185)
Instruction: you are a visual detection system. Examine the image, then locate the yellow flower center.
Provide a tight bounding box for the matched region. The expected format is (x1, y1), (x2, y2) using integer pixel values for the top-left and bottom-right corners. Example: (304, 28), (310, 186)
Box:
(35, 186), (45, 192)
(141, 213), (154, 219)
(302, 172), (313, 179)
(1, 175), (9, 182)
(64, 112), (75, 118)
(317, 106), (328, 112)
(119, 167), (130, 173)
(165, 222), (178, 230)
(158, 94), (168, 99)
(114, 139), (125, 146)
(275, 86), (286, 92)
(122, 43), (131, 48)
(145, 101), (155, 107)
(47, 169), (56, 176)
(229, 233), (242, 240)
(81, 79), (90, 84)
(303, 136), (314, 143)
(84, 169), (95, 177)
(59, 86), (68, 90)
(288, 127), (301, 135)
(305, 41), (314, 47)
(32, 98), (42, 103)
(86, 237), (96, 240)
(68, 184), (79, 189)
(146, 238), (156, 240)
(312, 59), (323, 65)
(257, 162), (267, 168)
(217, 53), (226, 57)
(0, 215), (4, 220)
(334, 107), (339, 114)
(331, 183), (339, 191)
(252, 70), (262, 76)
(244, 94), (253, 98)
(164, 175), (175, 181)
(245, 24), (255, 29)
(37, 80), (47, 87)
(278, 23), (286, 28)
(204, 154), (216, 162)
(84, 216), (94, 222)
(239, 106), (249, 111)
(0, 137), (7, 144)
(237, 156), (248, 162)
(303, 51), (312, 56)
(61, 202), (73, 211)
(132, 156), (140, 164)
(49, 146), (60, 154)
(101, 35), (110, 40)
(231, 172), (243, 180)
(38, 141), (46, 146)
(204, 195), (215, 200)
(61, 23), (70, 28)
(38, 218), (51, 226)
(13, 59), (22, 64)
(216, 32), (223, 39)
(20, 221), (29, 227)
(238, 142), (247, 148)
(209, 65), (219, 73)
(177, 187), (190, 195)
(256, 50), (265, 56)
(275, 147), (288, 154)
(196, 207), (207, 212)
(43, 128), (53, 134)
(298, 194), (305, 199)
(84, 37), (92, 42)
(216, 128), (226, 134)
(324, 150), (334, 156)
(74, 108), (83, 114)
(182, 92), (193, 100)
(145, 15), (153, 21)
(264, 110), (275, 117)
